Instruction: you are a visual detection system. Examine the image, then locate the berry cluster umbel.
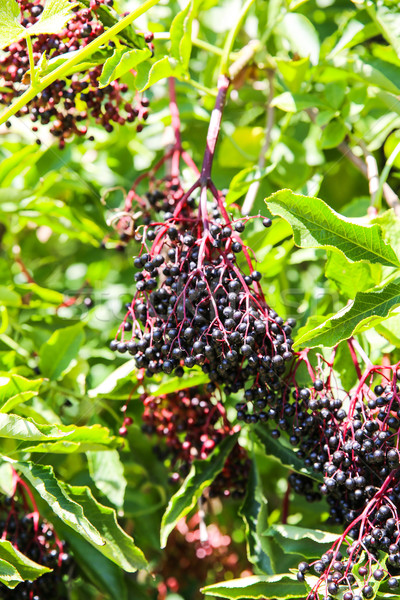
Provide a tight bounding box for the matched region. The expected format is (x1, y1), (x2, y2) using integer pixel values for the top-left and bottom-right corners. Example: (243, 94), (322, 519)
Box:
(110, 208), (295, 422)
(274, 351), (400, 600)
(141, 386), (250, 498)
(0, 477), (74, 600)
(0, 0), (152, 147)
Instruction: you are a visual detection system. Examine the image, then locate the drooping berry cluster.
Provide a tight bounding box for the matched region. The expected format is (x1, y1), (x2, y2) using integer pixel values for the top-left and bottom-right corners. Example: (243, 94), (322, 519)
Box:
(155, 514), (251, 600)
(0, 0), (152, 146)
(0, 477), (74, 600)
(281, 351), (400, 599)
(141, 386), (250, 498)
(110, 208), (295, 422)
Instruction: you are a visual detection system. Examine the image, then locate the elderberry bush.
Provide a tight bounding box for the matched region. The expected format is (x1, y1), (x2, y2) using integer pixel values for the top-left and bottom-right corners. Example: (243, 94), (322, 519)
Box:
(0, 0), (152, 147)
(0, 491), (74, 599)
(141, 386), (250, 498)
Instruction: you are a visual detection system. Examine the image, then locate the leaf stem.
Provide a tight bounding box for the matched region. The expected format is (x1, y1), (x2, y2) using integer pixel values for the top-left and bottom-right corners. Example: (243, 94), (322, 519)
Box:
(374, 140), (400, 215)
(26, 35), (37, 88)
(152, 32), (235, 58)
(219, 0), (256, 76)
(0, 0), (162, 126)
(184, 77), (217, 97)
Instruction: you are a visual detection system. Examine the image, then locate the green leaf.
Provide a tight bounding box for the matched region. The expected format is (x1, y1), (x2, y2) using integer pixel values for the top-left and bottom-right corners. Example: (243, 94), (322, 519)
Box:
(61, 484), (147, 572)
(240, 458), (274, 575)
(320, 119), (347, 149)
(0, 414), (118, 452)
(329, 18), (379, 57)
(15, 462), (104, 546)
(0, 374), (42, 413)
(0, 462), (13, 496)
(170, 0), (200, 71)
(160, 433), (239, 548)
(276, 57), (310, 93)
(135, 56), (178, 92)
(39, 322), (85, 380)
(88, 360), (137, 398)
(324, 81), (346, 110)
(0, 286), (21, 307)
(0, 558), (24, 588)
(0, 0), (25, 49)
(0, 146), (39, 185)
(294, 278), (400, 348)
(153, 370), (209, 396)
(28, 0), (78, 37)
(99, 48), (152, 88)
(265, 524), (340, 558)
(366, 3), (400, 56)
(254, 425), (322, 482)
(202, 573), (306, 599)
(340, 56), (400, 95)
(225, 164), (276, 206)
(15, 462), (147, 572)
(87, 450), (127, 510)
(0, 539), (51, 581)
(325, 251), (382, 297)
(265, 190), (400, 268)
(218, 127), (265, 168)
(276, 13), (320, 65)
(18, 283), (64, 304)
(271, 92), (329, 113)
(0, 0), (77, 49)
(376, 309), (400, 345)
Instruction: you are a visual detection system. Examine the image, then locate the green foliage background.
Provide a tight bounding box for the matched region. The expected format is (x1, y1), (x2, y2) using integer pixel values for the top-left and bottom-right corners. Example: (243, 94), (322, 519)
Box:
(0, 0), (400, 598)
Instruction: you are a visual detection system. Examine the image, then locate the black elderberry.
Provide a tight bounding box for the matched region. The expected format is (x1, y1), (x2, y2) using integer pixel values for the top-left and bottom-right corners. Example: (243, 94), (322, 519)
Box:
(388, 578), (399, 589)
(234, 222), (245, 232)
(362, 586), (374, 599)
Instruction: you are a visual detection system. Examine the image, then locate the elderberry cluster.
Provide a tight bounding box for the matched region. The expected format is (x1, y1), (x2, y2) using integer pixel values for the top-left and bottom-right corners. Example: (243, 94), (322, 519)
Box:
(0, 0), (152, 147)
(141, 387), (250, 498)
(117, 174), (190, 245)
(284, 359), (400, 599)
(0, 492), (74, 599)
(111, 212), (295, 422)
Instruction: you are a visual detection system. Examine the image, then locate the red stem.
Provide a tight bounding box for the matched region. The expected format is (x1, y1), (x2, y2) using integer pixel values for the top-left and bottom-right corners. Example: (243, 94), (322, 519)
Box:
(347, 338), (363, 381)
(200, 75), (230, 185)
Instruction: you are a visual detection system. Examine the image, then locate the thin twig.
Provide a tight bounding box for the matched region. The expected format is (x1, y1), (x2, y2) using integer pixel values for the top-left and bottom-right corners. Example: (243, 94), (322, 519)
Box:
(337, 142), (400, 217)
(242, 69), (274, 215)
(229, 39), (260, 82)
(358, 140), (379, 204)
